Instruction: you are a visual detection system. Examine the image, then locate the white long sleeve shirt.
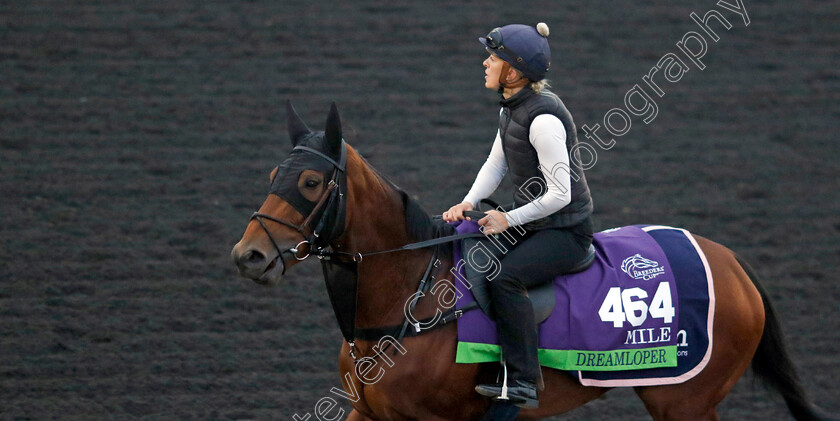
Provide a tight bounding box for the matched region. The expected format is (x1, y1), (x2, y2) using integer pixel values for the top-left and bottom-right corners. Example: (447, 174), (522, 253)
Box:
(462, 113), (572, 228)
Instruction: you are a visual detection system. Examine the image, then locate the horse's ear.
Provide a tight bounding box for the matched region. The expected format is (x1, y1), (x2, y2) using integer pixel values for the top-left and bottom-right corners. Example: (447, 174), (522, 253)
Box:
(324, 102), (343, 157)
(286, 100), (311, 146)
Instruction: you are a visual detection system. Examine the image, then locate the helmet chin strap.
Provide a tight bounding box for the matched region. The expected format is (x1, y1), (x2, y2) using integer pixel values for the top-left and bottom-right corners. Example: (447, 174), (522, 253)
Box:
(497, 62), (529, 96)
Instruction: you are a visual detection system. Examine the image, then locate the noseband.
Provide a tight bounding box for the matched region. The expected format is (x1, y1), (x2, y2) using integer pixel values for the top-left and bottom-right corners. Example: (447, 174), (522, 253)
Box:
(250, 142), (348, 275)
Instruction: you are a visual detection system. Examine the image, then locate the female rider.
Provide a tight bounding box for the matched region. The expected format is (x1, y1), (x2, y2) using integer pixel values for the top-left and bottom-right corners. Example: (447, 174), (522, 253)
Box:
(442, 23), (594, 408)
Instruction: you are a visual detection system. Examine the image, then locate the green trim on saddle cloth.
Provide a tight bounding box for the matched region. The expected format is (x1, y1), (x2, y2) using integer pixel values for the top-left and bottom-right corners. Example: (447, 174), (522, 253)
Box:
(456, 342), (678, 371)
(456, 342), (503, 364)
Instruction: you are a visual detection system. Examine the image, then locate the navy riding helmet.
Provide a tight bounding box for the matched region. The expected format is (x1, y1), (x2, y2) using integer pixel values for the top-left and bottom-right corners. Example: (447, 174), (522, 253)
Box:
(479, 23), (551, 82)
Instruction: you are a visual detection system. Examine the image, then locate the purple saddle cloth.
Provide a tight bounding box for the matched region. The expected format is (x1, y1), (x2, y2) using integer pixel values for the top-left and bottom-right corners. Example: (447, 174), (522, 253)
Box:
(451, 222), (713, 387)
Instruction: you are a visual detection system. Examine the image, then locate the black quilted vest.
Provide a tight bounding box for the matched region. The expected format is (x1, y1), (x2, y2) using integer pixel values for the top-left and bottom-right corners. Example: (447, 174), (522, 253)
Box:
(499, 86), (593, 230)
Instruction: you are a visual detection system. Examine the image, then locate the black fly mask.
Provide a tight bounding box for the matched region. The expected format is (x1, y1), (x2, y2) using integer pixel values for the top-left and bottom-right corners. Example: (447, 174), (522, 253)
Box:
(250, 101), (349, 272)
(251, 101), (358, 344)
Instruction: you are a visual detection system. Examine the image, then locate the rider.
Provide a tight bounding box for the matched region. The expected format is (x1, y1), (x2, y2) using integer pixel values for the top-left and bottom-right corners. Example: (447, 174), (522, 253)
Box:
(442, 23), (594, 408)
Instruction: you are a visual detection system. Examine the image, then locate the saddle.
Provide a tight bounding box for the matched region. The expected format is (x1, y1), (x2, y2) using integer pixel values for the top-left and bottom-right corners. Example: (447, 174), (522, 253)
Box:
(461, 210), (596, 324)
(529, 244), (595, 322)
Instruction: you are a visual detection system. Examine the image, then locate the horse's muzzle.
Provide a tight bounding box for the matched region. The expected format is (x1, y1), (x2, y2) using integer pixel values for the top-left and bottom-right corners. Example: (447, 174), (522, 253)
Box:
(231, 241), (283, 284)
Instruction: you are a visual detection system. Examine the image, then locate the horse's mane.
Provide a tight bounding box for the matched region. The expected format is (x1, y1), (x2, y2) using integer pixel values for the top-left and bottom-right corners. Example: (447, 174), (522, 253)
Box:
(398, 188), (456, 242)
(357, 153), (456, 244)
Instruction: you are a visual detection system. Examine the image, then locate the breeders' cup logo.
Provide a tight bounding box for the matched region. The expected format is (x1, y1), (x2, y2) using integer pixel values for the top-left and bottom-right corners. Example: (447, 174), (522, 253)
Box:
(621, 254), (665, 280)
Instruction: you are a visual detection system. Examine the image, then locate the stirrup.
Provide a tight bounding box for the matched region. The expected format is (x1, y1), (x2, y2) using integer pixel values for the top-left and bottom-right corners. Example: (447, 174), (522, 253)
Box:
(498, 359), (509, 400)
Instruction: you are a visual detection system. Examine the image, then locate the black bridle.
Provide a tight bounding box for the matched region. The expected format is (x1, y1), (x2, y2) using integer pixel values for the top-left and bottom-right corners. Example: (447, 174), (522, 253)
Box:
(248, 141), (487, 362)
(251, 141), (489, 270)
(250, 142), (348, 275)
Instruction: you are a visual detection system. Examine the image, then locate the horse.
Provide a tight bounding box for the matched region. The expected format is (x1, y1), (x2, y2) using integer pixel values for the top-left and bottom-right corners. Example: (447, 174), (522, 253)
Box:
(230, 102), (821, 421)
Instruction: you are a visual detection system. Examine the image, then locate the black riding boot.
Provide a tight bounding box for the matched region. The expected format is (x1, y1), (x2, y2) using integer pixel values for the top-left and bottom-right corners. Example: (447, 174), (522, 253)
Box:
(474, 271), (540, 408)
(493, 280), (540, 382)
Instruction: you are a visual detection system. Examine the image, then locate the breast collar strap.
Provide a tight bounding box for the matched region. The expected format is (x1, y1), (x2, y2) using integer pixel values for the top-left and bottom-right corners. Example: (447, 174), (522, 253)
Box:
(338, 246), (450, 364)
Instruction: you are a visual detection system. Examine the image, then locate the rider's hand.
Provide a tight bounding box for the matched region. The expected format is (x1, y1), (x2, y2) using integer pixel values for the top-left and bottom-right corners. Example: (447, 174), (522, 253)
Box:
(442, 202), (474, 222)
(477, 210), (509, 235)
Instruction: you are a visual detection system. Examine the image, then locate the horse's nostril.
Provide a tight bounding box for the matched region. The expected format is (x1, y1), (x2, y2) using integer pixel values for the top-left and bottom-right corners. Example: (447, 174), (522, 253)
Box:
(244, 249), (266, 265)
(234, 248), (268, 274)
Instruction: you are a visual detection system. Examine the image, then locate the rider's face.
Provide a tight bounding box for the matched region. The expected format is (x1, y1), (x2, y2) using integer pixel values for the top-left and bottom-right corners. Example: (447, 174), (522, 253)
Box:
(483, 53), (506, 90)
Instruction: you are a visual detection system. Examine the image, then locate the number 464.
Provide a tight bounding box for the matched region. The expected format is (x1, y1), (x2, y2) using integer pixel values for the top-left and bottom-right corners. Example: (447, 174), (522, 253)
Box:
(598, 282), (675, 328)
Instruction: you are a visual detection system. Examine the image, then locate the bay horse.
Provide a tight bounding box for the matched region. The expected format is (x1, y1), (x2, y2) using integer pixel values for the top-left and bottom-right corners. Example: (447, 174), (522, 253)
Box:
(230, 102), (821, 420)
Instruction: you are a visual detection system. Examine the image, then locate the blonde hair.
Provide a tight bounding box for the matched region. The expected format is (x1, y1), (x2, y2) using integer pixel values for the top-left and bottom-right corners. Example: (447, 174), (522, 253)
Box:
(509, 68), (551, 93)
(530, 79), (551, 94)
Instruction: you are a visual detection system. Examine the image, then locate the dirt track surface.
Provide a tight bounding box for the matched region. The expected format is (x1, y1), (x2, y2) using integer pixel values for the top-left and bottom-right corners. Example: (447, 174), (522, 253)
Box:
(1, 0), (838, 419)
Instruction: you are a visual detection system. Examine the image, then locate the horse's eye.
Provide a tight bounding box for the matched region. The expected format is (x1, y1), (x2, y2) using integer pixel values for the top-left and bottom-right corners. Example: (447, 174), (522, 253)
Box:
(305, 179), (320, 188)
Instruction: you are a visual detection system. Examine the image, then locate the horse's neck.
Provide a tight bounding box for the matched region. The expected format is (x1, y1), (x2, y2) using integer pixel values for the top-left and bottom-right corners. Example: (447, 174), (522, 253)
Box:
(336, 148), (439, 330)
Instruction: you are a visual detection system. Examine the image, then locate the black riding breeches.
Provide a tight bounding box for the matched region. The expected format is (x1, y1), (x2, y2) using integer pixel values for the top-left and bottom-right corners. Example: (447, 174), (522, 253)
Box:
(466, 217), (593, 382)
